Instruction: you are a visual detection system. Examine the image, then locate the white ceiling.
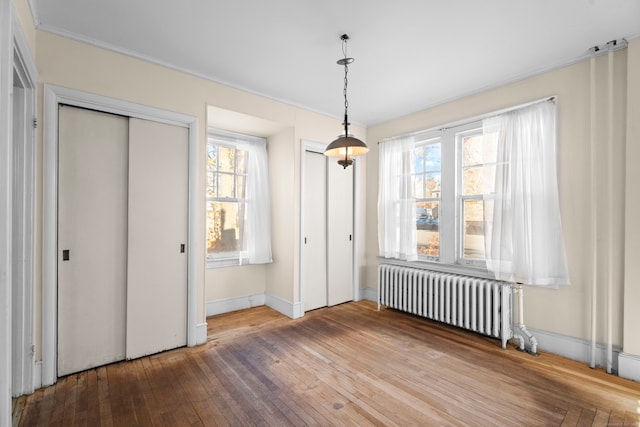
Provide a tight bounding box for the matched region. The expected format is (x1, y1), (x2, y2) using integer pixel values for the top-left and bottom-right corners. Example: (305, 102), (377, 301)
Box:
(31, 0), (640, 126)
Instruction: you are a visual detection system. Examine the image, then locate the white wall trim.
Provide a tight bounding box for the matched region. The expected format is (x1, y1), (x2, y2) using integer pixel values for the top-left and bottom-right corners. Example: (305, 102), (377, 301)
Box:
(618, 352), (640, 382)
(206, 293), (266, 317)
(0, 0), (13, 421)
(42, 84), (200, 387)
(352, 158), (361, 302)
(265, 293), (300, 319)
(205, 293), (300, 320)
(195, 323), (208, 345)
(10, 6), (37, 398)
(527, 327), (621, 372)
(362, 286), (378, 304)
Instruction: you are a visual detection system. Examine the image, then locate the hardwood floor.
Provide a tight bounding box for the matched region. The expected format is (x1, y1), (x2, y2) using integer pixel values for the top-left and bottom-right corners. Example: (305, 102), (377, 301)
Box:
(15, 301), (640, 426)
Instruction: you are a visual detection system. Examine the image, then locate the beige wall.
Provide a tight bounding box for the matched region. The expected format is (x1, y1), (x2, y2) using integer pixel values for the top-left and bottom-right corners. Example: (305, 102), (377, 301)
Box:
(365, 49), (630, 348)
(624, 39), (640, 356)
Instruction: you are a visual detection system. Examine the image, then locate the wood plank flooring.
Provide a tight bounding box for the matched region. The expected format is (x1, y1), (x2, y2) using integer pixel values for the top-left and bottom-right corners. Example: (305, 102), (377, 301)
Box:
(14, 301), (640, 426)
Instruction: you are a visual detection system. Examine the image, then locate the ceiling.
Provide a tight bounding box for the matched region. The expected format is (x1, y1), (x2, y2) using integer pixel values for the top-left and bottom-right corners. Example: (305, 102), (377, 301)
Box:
(30, 0), (640, 126)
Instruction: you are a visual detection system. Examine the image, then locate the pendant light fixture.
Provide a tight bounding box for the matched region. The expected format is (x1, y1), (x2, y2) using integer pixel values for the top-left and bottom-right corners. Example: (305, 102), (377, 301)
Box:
(324, 34), (368, 168)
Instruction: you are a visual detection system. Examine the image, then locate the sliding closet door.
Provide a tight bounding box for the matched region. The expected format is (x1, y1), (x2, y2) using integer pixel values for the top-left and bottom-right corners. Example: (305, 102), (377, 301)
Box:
(327, 163), (353, 306)
(126, 118), (188, 359)
(57, 106), (128, 376)
(303, 151), (328, 311)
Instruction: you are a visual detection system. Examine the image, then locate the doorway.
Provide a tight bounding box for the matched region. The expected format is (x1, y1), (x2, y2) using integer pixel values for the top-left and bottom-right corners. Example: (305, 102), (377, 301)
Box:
(57, 105), (188, 376)
(42, 85), (199, 386)
(301, 144), (354, 313)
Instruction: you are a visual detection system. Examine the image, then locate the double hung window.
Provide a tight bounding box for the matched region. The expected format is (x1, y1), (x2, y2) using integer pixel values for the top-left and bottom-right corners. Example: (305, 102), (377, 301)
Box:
(380, 121), (499, 270)
(379, 99), (569, 286)
(206, 129), (272, 267)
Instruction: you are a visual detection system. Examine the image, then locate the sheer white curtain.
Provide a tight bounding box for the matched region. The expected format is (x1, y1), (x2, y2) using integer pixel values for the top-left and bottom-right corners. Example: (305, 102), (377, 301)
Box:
(378, 135), (417, 261)
(483, 100), (570, 287)
(238, 138), (272, 265)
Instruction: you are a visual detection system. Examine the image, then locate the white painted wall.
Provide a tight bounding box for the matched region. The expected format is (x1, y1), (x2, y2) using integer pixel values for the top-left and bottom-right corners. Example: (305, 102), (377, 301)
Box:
(365, 49), (633, 361)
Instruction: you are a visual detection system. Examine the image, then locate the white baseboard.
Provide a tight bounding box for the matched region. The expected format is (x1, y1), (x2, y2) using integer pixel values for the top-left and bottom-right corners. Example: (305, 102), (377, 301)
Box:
(205, 293), (266, 317)
(527, 328), (621, 372)
(195, 323), (208, 345)
(265, 294), (301, 319)
(362, 287), (378, 304)
(618, 352), (640, 381)
(205, 293), (301, 320)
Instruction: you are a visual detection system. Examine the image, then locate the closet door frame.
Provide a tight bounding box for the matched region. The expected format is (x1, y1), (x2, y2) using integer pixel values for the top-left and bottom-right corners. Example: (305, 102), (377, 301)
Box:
(42, 84), (200, 387)
(298, 139), (361, 317)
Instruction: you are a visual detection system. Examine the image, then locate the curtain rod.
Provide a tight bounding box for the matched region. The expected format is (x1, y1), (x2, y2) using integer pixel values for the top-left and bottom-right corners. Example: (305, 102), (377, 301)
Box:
(379, 96), (556, 144)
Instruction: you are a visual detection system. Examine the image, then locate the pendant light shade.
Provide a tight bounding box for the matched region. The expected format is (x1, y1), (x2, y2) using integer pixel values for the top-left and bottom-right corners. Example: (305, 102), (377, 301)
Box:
(325, 134), (369, 168)
(324, 34), (368, 168)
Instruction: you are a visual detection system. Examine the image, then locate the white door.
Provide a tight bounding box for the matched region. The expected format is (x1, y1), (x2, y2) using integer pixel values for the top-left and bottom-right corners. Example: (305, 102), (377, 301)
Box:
(303, 151), (327, 311)
(126, 118), (188, 359)
(327, 163), (353, 306)
(57, 106), (128, 376)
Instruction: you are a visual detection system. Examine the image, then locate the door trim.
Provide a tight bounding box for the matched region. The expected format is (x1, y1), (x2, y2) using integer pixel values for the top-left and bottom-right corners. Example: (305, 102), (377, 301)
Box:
(11, 8), (38, 397)
(299, 139), (360, 316)
(42, 84), (200, 386)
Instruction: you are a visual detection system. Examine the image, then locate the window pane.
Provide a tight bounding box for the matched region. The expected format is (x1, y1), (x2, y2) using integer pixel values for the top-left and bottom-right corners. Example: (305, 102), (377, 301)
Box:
(415, 143), (441, 173)
(416, 201), (439, 257)
(424, 172), (441, 198)
(207, 201), (241, 254)
(462, 165), (495, 195)
(218, 172), (235, 198)
(237, 149), (248, 174)
(237, 175), (246, 199)
(462, 133), (497, 167)
(218, 146), (235, 173)
(206, 171), (216, 198)
(462, 199), (486, 260)
(416, 172), (442, 199)
(414, 175), (425, 199)
(207, 144), (217, 170)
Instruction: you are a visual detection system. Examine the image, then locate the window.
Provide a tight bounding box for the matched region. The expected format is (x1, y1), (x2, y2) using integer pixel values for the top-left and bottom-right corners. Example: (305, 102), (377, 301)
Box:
(206, 129), (272, 267)
(379, 100), (569, 284)
(379, 121), (498, 270)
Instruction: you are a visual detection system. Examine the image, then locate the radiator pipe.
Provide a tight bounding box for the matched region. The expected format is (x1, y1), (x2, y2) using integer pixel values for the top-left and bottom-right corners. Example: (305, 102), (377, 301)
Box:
(514, 284), (538, 355)
(606, 40), (615, 375)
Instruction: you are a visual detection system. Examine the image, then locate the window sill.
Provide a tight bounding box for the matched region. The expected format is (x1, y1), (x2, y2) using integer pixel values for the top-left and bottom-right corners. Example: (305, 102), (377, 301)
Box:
(377, 257), (495, 280)
(207, 256), (240, 269)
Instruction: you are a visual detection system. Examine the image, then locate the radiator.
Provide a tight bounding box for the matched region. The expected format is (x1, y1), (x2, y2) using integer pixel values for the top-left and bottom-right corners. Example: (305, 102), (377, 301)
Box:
(377, 264), (513, 349)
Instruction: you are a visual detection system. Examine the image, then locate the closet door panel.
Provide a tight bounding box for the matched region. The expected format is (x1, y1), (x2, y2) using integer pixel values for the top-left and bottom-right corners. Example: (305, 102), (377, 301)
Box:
(303, 151), (328, 311)
(57, 106), (128, 376)
(327, 163), (353, 306)
(126, 118), (188, 359)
